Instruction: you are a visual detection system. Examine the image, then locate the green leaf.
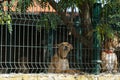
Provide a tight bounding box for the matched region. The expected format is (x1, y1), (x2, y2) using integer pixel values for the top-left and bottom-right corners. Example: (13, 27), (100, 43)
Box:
(6, 20), (12, 34)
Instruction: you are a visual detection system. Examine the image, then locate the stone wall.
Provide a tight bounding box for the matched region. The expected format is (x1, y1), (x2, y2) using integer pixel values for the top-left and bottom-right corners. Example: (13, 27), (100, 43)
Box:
(0, 73), (120, 80)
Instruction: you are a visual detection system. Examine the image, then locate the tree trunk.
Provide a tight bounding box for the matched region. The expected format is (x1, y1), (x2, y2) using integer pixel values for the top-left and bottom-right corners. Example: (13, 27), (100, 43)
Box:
(79, 1), (93, 47)
(48, 0), (92, 47)
(80, 1), (92, 34)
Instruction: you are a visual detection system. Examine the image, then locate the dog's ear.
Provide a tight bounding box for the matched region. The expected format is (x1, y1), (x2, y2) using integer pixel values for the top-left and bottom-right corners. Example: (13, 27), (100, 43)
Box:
(69, 44), (73, 50)
(56, 42), (67, 47)
(55, 43), (62, 47)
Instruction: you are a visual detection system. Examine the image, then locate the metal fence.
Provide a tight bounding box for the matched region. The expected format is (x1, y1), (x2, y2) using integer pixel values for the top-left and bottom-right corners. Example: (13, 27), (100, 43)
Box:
(0, 12), (96, 74)
(0, 0), (120, 74)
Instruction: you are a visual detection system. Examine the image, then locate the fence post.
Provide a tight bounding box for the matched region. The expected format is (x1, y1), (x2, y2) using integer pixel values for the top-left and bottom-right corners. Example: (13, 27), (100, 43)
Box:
(92, 2), (101, 75)
(74, 16), (83, 70)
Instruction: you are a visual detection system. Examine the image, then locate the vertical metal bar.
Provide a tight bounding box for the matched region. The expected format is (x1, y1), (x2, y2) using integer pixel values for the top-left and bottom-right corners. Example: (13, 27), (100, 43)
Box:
(27, 20), (30, 72)
(0, 25), (3, 71)
(35, 21), (38, 73)
(69, 26), (72, 65)
(66, 27), (68, 42)
(5, 23), (8, 72)
(39, 22), (41, 72)
(9, 24), (12, 73)
(42, 13), (46, 72)
(31, 18), (34, 73)
(73, 29), (75, 69)
(92, 3), (101, 75)
(23, 15), (25, 73)
(59, 26), (61, 43)
(14, 24), (17, 72)
(63, 26), (64, 42)
(47, 29), (53, 72)
(18, 14), (22, 72)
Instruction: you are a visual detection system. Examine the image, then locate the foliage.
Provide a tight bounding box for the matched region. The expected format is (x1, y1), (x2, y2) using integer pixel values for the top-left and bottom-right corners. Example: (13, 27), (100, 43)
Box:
(36, 13), (62, 31)
(11, 0), (34, 12)
(94, 0), (120, 43)
(2, 0), (120, 44)
(95, 23), (114, 43)
(107, 2), (120, 28)
(0, 11), (12, 34)
(36, 0), (48, 9)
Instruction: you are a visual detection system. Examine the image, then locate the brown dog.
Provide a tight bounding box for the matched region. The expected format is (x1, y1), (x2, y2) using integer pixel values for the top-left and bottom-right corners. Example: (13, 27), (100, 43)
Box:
(101, 36), (119, 73)
(48, 42), (79, 74)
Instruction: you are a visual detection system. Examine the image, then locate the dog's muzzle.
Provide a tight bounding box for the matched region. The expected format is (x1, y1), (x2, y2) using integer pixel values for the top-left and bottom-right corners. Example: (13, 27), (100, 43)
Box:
(63, 46), (68, 50)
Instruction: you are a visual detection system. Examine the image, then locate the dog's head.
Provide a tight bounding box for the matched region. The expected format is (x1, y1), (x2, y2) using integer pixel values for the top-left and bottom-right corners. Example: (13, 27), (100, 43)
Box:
(57, 42), (73, 59)
(104, 35), (119, 51)
(104, 39), (113, 50)
(112, 35), (119, 48)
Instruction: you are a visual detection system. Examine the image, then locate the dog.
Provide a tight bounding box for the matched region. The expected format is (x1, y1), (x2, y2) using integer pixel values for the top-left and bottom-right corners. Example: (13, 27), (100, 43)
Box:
(101, 36), (119, 73)
(48, 42), (79, 74)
